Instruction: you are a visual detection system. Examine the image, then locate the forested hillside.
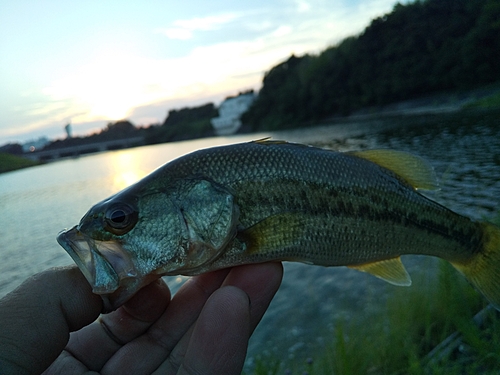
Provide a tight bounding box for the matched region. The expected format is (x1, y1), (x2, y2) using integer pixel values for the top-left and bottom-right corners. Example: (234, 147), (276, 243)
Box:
(144, 103), (217, 143)
(242, 0), (500, 131)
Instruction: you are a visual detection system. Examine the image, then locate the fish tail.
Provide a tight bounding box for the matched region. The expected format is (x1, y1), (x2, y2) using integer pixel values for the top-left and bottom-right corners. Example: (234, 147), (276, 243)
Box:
(451, 222), (500, 310)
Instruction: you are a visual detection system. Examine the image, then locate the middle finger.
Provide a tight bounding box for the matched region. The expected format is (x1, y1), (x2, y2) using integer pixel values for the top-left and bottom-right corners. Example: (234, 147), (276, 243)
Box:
(65, 278), (171, 371)
(100, 269), (231, 374)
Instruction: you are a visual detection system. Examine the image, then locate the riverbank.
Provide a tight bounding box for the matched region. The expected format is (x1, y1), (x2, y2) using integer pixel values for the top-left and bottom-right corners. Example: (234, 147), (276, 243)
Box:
(2, 87), (500, 176)
(0, 152), (41, 173)
(343, 84), (500, 119)
(247, 257), (500, 375)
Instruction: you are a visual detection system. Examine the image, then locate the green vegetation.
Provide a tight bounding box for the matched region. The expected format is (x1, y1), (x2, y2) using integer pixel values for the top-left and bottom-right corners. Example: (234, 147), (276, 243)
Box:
(465, 91), (500, 109)
(43, 120), (143, 151)
(6, 0), (499, 154)
(4, 0), (500, 161)
(0, 152), (41, 174)
(248, 262), (500, 374)
(145, 103), (217, 144)
(242, 0), (500, 131)
(246, 216), (500, 374)
(37, 104), (217, 154)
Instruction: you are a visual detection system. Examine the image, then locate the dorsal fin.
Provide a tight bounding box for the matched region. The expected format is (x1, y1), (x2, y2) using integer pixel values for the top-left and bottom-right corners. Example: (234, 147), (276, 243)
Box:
(348, 257), (412, 286)
(252, 137), (272, 144)
(347, 149), (439, 190)
(252, 138), (290, 146)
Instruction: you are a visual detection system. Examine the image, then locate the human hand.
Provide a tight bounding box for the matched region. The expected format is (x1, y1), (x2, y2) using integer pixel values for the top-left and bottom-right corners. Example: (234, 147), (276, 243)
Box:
(0, 263), (283, 375)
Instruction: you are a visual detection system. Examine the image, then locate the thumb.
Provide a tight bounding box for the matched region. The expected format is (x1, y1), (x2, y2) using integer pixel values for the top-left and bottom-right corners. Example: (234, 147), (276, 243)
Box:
(0, 266), (102, 375)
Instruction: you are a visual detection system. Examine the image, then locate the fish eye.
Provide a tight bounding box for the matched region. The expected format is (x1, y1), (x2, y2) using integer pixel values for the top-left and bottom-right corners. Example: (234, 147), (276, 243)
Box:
(104, 203), (138, 235)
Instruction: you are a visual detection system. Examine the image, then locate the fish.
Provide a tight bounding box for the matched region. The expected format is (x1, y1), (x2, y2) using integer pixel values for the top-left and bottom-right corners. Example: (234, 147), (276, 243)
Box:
(57, 140), (500, 311)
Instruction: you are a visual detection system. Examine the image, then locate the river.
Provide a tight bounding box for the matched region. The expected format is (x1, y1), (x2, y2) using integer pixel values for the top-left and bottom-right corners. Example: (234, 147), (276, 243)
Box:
(1, 110), (499, 368)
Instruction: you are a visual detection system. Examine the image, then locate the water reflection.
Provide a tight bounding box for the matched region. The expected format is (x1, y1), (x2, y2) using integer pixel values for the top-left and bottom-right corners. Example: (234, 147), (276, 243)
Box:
(0, 134), (266, 299)
(109, 150), (148, 190)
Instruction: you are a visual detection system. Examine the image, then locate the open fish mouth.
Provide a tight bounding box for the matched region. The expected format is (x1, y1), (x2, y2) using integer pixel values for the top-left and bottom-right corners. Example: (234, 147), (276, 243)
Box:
(57, 226), (142, 311)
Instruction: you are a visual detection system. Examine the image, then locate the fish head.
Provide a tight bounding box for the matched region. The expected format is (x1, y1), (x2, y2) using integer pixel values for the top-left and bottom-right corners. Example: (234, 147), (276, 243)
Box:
(57, 178), (239, 311)
(57, 192), (172, 311)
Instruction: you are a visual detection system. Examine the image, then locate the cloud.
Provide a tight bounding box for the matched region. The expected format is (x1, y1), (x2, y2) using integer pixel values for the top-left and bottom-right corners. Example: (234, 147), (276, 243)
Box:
(243, 20), (274, 32)
(40, 1), (396, 129)
(162, 28), (193, 40)
(272, 25), (293, 37)
(174, 13), (240, 30)
(0, 97), (87, 141)
(3, 0), (403, 142)
(157, 13), (241, 40)
(295, 0), (311, 12)
(40, 25), (316, 128)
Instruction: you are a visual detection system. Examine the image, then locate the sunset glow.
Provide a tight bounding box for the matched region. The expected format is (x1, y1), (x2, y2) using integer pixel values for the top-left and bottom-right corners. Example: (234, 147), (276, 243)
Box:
(0, 0), (401, 143)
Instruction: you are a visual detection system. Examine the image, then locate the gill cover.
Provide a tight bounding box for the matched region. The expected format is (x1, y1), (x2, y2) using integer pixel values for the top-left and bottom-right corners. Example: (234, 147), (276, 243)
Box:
(173, 178), (240, 273)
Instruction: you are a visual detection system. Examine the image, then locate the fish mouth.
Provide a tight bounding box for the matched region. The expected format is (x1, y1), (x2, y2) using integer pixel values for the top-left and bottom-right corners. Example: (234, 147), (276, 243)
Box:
(57, 226), (144, 311)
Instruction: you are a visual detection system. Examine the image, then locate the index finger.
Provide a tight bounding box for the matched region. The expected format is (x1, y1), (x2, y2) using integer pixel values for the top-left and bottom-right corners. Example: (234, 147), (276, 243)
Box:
(62, 278), (171, 372)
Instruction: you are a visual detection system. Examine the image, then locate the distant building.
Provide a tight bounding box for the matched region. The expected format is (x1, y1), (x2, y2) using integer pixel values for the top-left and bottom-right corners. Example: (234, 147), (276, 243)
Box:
(22, 137), (50, 153)
(65, 123), (72, 138)
(211, 92), (255, 136)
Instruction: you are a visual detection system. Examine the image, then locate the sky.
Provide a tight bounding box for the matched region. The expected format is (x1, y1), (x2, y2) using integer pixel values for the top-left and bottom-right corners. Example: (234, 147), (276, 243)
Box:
(0, 0), (402, 144)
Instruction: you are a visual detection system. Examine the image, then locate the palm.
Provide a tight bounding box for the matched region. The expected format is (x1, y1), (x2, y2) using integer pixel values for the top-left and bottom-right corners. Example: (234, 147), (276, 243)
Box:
(42, 264), (282, 375)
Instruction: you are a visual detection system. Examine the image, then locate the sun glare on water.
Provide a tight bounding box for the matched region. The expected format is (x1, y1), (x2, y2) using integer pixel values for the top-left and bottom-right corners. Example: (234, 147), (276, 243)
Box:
(110, 151), (148, 191)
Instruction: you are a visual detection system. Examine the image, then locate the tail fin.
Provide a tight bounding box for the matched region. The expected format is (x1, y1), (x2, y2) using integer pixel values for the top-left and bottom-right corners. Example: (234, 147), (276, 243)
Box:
(451, 222), (500, 310)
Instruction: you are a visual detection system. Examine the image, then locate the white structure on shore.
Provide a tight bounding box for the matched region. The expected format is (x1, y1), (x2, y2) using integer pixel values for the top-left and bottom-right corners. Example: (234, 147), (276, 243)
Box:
(211, 92), (255, 135)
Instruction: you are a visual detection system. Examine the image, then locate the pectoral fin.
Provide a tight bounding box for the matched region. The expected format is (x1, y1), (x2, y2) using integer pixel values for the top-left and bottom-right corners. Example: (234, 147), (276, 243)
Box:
(239, 213), (306, 255)
(348, 257), (412, 286)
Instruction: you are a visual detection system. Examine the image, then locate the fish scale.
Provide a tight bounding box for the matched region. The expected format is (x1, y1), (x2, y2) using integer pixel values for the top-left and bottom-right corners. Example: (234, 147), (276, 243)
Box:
(57, 140), (500, 311)
(160, 142), (481, 261)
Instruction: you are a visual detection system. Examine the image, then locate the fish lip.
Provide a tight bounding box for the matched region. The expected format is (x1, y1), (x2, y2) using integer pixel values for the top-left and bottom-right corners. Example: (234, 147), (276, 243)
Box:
(57, 226), (122, 294)
(57, 226), (154, 311)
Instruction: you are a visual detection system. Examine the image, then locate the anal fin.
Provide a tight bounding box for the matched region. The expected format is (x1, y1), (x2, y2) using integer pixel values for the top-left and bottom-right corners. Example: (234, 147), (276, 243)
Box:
(348, 257), (412, 286)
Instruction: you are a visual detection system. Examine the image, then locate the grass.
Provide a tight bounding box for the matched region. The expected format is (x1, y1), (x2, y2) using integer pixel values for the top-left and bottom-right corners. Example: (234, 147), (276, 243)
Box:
(0, 152), (41, 174)
(464, 92), (500, 109)
(246, 217), (500, 375)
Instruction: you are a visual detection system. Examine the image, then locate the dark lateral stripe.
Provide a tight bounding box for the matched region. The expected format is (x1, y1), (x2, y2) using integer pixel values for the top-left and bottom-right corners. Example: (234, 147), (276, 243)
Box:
(236, 180), (483, 254)
(327, 193), (482, 252)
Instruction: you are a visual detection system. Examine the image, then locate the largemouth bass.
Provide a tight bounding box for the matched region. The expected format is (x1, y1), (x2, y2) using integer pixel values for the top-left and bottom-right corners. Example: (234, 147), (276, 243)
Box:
(57, 140), (500, 311)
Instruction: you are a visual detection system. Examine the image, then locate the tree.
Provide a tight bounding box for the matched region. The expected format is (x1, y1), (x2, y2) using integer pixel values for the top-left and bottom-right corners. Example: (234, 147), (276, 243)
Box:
(243, 0), (497, 131)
